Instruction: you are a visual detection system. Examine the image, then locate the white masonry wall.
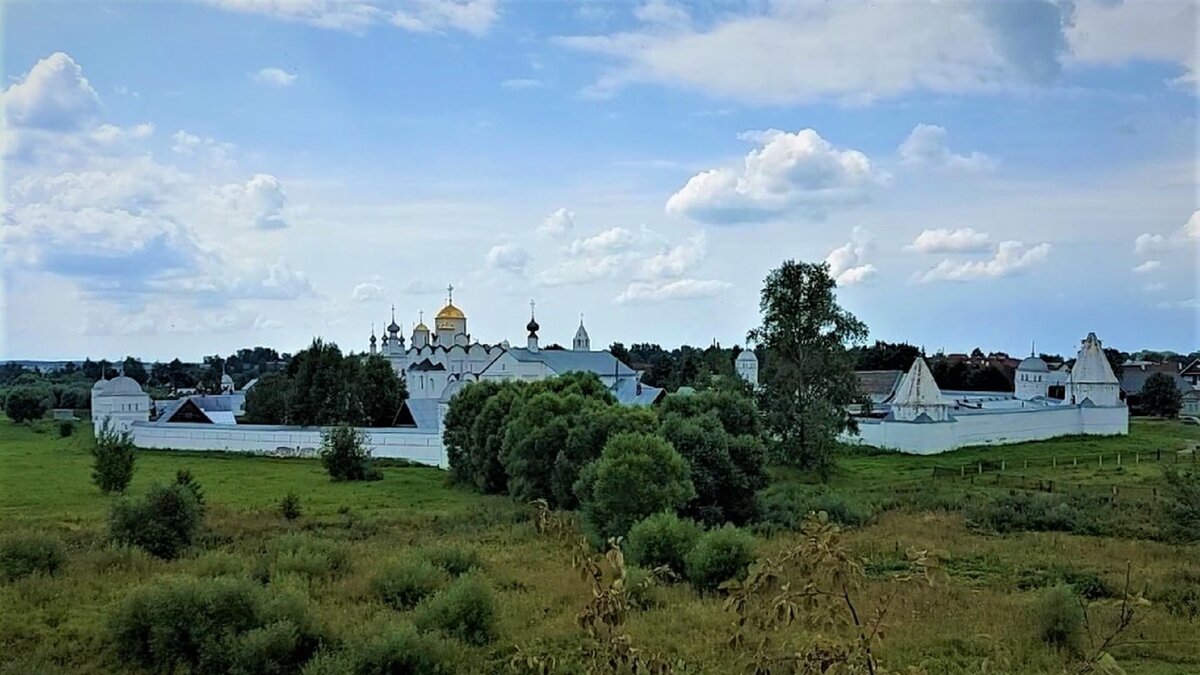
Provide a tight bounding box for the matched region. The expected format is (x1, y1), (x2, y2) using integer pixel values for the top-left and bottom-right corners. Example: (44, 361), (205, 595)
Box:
(129, 423), (447, 467)
(844, 404), (1128, 455)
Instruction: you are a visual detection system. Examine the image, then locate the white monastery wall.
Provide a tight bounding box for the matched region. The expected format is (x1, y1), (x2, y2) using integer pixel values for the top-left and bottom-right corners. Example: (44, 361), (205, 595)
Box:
(130, 423), (446, 467)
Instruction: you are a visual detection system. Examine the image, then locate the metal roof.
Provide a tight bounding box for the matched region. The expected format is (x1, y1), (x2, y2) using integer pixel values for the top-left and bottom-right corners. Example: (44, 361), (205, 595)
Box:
(505, 348), (636, 378)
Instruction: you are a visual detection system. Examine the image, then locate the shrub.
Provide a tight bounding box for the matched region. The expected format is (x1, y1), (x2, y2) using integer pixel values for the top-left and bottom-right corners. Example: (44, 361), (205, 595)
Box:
(625, 511), (702, 578)
(92, 420), (136, 494)
(4, 385), (50, 423)
(108, 576), (325, 675)
(685, 525), (757, 592)
(574, 432), (696, 542)
(424, 546), (481, 577)
(373, 559), (447, 610)
(174, 469), (206, 515)
(968, 492), (1091, 535)
(414, 574), (497, 646)
(254, 535), (350, 582)
(757, 483), (875, 533)
(1034, 584), (1084, 654)
(1016, 566), (1113, 600)
(1163, 467), (1200, 543)
(625, 566), (661, 610)
(658, 412), (766, 526)
(0, 533), (67, 582)
(58, 420), (75, 437)
(320, 425), (381, 481)
(280, 492), (303, 521)
(109, 483), (201, 560)
(1153, 570), (1200, 620)
(301, 627), (454, 675)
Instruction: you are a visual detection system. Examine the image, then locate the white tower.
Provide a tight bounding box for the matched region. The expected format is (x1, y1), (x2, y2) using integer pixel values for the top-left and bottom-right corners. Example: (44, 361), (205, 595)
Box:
(735, 348), (759, 386)
(1015, 352), (1049, 400)
(891, 357), (950, 422)
(573, 315), (591, 351)
(1066, 332), (1121, 406)
(526, 300), (539, 352)
(411, 311), (430, 349)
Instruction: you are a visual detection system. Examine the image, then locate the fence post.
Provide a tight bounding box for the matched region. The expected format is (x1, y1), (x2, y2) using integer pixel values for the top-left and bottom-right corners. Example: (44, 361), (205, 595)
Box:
(1117, 453), (1121, 466)
(1024, 459), (1029, 470)
(978, 462), (983, 475)
(960, 465), (965, 477)
(1001, 459), (1006, 472)
(1053, 456), (1057, 468)
(1073, 457), (1078, 467)
(1157, 448), (1162, 461)
(1098, 454), (1103, 468)
(1136, 453), (1140, 464)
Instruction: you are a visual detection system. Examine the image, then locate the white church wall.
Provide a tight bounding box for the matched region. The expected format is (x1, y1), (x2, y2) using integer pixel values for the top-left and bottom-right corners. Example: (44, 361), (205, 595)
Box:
(130, 423), (447, 467)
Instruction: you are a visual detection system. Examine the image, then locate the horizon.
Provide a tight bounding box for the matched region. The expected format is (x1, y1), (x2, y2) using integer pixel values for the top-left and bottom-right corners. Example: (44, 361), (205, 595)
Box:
(3, 1), (1197, 362)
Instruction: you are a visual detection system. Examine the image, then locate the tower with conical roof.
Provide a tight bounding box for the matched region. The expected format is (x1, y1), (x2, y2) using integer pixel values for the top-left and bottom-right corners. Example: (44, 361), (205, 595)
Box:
(1066, 332), (1121, 406)
(572, 314), (590, 351)
(891, 357), (950, 422)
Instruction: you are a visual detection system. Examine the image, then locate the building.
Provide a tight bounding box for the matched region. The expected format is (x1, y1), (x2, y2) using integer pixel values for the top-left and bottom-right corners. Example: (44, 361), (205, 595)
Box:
(735, 348), (759, 386)
(843, 332), (1129, 454)
(90, 375), (152, 432)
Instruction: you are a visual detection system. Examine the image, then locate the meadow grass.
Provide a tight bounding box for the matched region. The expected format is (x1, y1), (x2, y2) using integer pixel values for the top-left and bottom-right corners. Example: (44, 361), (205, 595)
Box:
(0, 417), (1197, 674)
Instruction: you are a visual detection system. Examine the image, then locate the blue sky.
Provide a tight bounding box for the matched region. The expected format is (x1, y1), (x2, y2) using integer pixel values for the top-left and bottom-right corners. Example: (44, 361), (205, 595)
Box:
(2, 0), (1197, 361)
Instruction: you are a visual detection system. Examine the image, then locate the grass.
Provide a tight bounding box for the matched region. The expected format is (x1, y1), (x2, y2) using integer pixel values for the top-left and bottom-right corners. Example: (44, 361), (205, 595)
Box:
(0, 416), (1197, 674)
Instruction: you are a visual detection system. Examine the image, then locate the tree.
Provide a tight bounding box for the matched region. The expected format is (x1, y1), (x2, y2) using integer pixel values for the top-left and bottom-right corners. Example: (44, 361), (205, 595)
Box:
(444, 380), (506, 487)
(4, 386), (50, 423)
(320, 425), (380, 481)
(574, 432), (695, 542)
(288, 339), (347, 426)
(92, 420), (136, 494)
(501, 391), (586, 503)
(852, 340), (921, 371)
(553, 404), (658, 509)
(1140, 372), (1182, 418)
(108, 483), (200, 559)
(243, 373), (292, 424)
(122, 357), (148, 385)
(964, 366), (1012, 392)
(659, 412), (764, 525)
(748, 260), (868, 476)
(608, 342), (631, 366)
(356, 356), (408, 427)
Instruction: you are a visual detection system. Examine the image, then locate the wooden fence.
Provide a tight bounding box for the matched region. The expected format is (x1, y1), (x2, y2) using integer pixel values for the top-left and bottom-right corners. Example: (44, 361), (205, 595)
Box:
(931, 447), (1197, 479)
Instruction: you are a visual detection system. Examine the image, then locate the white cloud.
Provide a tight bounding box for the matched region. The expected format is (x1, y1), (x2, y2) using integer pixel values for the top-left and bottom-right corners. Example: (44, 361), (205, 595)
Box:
(665, 128), (884, 224)
(1133, 232), (1168, 255)
(216, 174), (289, 230)
(351, 281), (386, 301)
(1132, 260), (1162, 274)
(639, 232), (706, 280)
(824, 226), (877, 286)
(633, 0), (690, 27)
(485, 243), (530, 273)
(567, 227), (637, 256)
(401, 279), (445, 294)
(391, 0), (497, 35)
(1182, 210), (1199, 240)
(909, 228), (992, 254)
(1141, 282), (1167, 293)
(211, 0), (498, 34)
(899, 124), (995, 171)
(502, 78), (545, 90)
(2, 52), (99, 130)
(253, 67), (297, 87)
(538, 207), (574, 236)
(614, 278), (731, 303)
(557, 0), (1072, 104)
(916, 241), (1051, 283)
(1066, 0), (1197, 88)
(533, 227), (639, 287)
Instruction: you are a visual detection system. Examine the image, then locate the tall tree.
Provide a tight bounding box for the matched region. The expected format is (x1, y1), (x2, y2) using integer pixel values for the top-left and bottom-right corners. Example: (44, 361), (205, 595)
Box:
(1140, 373), (1182, 418)
(355, 355), (407, 427)
(748, 260), (867, 476)
(122, 356), (148, 385)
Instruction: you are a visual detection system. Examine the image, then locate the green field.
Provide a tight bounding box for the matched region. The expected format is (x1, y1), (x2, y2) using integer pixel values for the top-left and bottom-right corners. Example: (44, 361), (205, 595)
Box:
(1, 418), (1197, 674)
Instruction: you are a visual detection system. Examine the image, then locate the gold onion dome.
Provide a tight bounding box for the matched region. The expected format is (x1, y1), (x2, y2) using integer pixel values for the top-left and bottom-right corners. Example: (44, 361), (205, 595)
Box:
(436, 303), (465, 320)
(414, 322), (429, 332)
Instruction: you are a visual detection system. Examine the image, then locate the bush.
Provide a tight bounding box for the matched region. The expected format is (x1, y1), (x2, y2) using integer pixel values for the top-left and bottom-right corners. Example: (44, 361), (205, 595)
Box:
(280, 492), (303, 521)
(414, 574), (497, 646)
(320, 425), (381, 482)
(1034, 584), (1084, 654)
(4, 385), (50, 423)
(625, 511), (702, 578)
(574, 432), (696, 542)
(685, 525), (757, 592)
(0, 533), (67, 582)
(1153, 570), (1200, 620)
(968, 492), (1091, 535)
(109, 483), (201, 559)
(92, 420), (136, 494)
(625, 566), (661, 610)
(174, 469), (206, 515)
(373, 559), (447, 610)
(58, 420), (75, 437)
(658, 411), (766, 526)
(254, 535), (350, 582)
(301, 627), (454, 675)
(758, 483), (876, 533)
(1163, 467), (1200, 543)
(1016, 566), (1113, 600)
(424, 546), (481, 577)
(108, 576), (325, 675)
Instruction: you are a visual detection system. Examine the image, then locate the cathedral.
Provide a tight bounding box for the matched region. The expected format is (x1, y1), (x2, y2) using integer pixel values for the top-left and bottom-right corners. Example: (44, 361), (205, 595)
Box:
(368, 286), (662, 405)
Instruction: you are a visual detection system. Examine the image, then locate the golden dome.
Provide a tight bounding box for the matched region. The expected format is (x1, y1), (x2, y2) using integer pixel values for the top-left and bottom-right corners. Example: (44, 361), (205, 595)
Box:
(436, 302), (465, 320)
(414, 322), (429, 332)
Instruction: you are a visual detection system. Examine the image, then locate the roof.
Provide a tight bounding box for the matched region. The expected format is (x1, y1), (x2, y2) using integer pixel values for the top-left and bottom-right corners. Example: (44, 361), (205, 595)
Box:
(1070, 332), (1118, 385)
(893, 358), (945, 407)
(409, 359), (446, 372)
(505, 348), (636, 378)
(1018, 356), (1049, 372)
(610, 377), (664, 406)
(1119, 363), (1189, 394)
(436, 302), (465, 320)
(98, 376), (145, 396)
(736, 349), (758, 363)
(1181, 359), (1200, 377)
(855, 370), (904, 400)
(397, 399), (440, 429)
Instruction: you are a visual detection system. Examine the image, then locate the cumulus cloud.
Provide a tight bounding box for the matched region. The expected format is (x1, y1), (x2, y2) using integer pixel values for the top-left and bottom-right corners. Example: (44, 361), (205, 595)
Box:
(1133, 233), (1168, 255)
(1134, 212), (1198, 259)
(211, 0), (498, 35)
(567, 227), (637, 255)
(1132, 260), (1162, 274)
(557, 0), (1073, 104)
(909, 228), (992, 254)
(485, 243), (531, 273)
(216, 174), (289, 230)
(614, 278), (731, 304)
(538, 207), (574, 236)
(535, 226), (715, 288)
(253, 67), (297, 87)
(899, 124), (995, 171)
(665, 128), (883, 224)
(824, 227), (877, 286)
(2, 52), (99, 130)
(1066, 0), (1197, 90)
(916, 241), (1051, 283)
(1182, 210), (1199, 240)
(351, 281), (386, 301)
(639, 232), (706, 280)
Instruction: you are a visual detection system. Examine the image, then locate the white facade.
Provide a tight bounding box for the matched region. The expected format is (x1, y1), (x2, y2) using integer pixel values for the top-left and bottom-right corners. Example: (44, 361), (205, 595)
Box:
(842, 332), (1129, 454)
(91, 376), (152, 433)
(735, 348), (759, 386)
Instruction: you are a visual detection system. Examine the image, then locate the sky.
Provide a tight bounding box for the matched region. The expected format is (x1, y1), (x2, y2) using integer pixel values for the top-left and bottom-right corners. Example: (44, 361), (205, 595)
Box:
(1, 0), (1197, 362)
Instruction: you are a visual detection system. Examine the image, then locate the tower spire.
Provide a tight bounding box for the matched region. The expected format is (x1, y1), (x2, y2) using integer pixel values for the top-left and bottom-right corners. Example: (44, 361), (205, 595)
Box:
(447, 284), (454, 305)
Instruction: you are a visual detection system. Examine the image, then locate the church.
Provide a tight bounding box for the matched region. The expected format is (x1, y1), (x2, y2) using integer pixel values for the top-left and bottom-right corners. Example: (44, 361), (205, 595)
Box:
(369, 287), (663, 406)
